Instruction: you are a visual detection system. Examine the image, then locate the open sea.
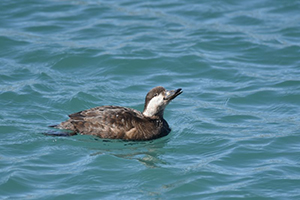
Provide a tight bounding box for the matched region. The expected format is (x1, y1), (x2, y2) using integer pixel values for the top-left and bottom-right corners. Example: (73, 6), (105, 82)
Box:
(1, 0), (300, 199)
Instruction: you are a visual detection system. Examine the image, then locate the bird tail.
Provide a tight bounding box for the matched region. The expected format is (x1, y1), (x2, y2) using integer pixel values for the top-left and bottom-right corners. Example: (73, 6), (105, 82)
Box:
(43, 131), (77, 137)
(48, 124), (59, 128)
(45, 122), (77, 137)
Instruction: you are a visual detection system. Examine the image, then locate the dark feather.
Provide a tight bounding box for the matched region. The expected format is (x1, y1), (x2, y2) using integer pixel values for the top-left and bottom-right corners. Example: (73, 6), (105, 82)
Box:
(54, 106), (169, 140)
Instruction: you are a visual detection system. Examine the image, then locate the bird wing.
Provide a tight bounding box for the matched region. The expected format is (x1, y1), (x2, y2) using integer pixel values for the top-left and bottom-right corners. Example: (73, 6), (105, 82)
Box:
(67, 106), (144, 139)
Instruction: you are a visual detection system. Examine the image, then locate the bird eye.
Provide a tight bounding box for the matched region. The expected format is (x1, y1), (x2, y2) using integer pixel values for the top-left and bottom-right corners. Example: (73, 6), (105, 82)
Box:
(154, 93), (158, 97)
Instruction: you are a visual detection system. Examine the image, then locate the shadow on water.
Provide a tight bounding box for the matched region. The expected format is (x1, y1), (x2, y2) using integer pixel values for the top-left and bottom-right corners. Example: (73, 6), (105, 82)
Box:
(88, 136), (170, 168)
(42, 130), (170, 168)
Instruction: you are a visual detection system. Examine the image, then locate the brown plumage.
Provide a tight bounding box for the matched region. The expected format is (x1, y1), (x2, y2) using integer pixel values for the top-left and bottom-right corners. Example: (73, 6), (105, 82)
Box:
(50, 86), (182, 141)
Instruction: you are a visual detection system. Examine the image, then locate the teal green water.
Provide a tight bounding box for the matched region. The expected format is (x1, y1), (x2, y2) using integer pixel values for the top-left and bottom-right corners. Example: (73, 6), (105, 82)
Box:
(1, 0), (300, 199)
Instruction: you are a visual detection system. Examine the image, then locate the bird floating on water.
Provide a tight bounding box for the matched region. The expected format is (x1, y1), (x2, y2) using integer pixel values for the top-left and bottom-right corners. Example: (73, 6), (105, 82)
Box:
(49, 86), (182, 141)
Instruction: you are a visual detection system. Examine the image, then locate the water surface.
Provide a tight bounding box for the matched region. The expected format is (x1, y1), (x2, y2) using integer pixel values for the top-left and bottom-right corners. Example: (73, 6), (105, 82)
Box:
(1, 0), (300, 199)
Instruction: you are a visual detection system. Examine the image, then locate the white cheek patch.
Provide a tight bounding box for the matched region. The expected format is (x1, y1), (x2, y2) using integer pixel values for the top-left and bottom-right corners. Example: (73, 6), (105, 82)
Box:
(143, 94), (164, 117)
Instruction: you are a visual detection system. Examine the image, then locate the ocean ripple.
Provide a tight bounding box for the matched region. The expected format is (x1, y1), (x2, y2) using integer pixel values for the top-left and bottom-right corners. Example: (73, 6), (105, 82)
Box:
(1, 0), (300, 199)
